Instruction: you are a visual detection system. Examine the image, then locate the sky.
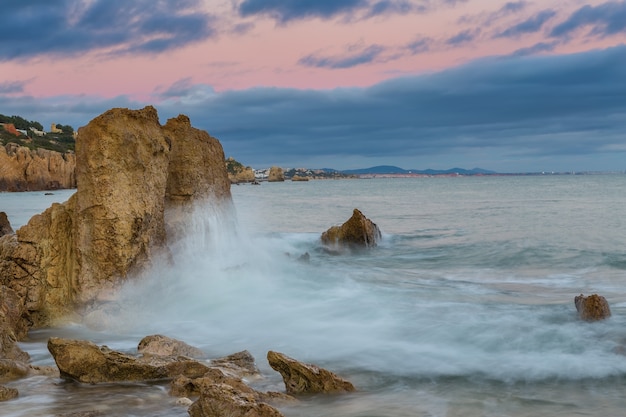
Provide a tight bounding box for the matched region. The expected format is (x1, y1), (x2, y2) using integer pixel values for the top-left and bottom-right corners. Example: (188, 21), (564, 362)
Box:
(1, 0), (626, 173)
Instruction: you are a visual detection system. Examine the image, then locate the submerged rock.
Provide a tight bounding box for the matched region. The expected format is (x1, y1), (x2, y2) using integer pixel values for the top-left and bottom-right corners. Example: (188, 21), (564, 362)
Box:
(320, 208), (381, 249)
(267, 351), (355, 395)
(47, 337), (211, 383)
(575, 293), (611, 321)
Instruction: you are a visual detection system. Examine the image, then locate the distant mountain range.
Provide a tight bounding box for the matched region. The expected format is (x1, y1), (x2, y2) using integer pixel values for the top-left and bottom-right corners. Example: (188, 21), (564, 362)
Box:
(338, 165), (497, 175)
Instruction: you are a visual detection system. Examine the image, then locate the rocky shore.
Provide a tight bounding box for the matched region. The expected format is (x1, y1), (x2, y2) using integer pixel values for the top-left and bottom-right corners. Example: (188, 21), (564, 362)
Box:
(0, 144), (76, 191)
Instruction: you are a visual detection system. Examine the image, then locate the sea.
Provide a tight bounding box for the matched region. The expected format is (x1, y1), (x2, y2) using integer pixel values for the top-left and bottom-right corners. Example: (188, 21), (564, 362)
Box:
(2, 174), (626, 417)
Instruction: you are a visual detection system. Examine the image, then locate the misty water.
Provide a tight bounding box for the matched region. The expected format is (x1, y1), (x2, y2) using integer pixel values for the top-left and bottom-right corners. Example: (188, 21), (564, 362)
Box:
(3, 175), (626, 416)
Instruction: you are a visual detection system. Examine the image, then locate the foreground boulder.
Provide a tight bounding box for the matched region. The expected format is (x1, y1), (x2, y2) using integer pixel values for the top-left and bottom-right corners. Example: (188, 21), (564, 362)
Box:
(321, 209), (381, 249)
(575, 293), (611, 321)
(267, 351), (355, 395)
(188, 382), (285, 417)
(47, 337), (211, 383)
(0, 106), (232, 329)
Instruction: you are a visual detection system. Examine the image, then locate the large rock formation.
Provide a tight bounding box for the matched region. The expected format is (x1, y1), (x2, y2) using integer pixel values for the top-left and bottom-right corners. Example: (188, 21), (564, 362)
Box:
(0, 106), (232, 329)
(267, 166), (284, 182)
(267, 351), (355, 395)
(0, 144), (76, 191)
(321, 209), (381, 249)
(575, 293), (611, 321)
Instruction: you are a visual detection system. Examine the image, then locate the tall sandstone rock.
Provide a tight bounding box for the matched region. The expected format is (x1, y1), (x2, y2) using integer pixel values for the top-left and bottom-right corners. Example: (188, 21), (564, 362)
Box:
(267, 166), (284, 182)
(0, 106), (231, 329)
(0, 144), (76, 191)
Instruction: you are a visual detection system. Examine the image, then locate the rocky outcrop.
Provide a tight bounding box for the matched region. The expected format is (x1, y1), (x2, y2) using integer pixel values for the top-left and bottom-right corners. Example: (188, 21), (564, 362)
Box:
(225, 157), (256, 184)
(575, 293), (611, 321)
(0, 106), (232, 329)
(0, 213), (13, 237)
(267, 166), (284, 182)
(0, 143), (76, 191)
(320, 209), (381, 249)
(267, 351), (355, 395)
(47, 337), (212, 383)
(291, 175), (309, 181)
(137, 334), (205, 358)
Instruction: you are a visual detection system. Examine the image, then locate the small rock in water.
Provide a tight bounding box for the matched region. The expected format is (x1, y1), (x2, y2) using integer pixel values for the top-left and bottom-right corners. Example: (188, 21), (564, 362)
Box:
(321, 208), (381, 249)
(267, 351), (355, 395)
(575, 293), (611, 321)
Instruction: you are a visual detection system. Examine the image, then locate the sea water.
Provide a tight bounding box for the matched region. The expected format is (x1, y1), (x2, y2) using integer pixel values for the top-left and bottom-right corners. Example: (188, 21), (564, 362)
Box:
(2, 175), (626, 417)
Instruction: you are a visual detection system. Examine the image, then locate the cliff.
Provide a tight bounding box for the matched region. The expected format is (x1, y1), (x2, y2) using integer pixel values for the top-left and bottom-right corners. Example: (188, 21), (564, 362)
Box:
(0, 143), (76, 191)
(0, 106), (231, 328)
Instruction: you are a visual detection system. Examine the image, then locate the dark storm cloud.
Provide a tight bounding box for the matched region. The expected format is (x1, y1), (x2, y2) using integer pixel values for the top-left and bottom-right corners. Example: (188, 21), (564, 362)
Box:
(494, 9), (557, 38)
(299, 45), (388, 68)
(0, 0), (216, 60)
(237, 0), (429, 23)
(149, 45), (626, 167)
(550, 1), (626, 38)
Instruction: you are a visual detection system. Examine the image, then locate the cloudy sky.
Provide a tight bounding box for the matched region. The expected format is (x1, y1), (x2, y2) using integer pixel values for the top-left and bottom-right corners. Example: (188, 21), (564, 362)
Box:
(2, 0), (626, 172)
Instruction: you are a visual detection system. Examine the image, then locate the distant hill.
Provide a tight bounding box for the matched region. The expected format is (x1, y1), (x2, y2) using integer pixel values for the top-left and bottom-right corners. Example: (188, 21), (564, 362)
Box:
(340, 165), (496, 175)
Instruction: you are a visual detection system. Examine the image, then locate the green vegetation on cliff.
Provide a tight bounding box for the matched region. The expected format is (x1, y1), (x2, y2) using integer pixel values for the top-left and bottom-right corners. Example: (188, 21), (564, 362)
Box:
(0, 113), (75, 153)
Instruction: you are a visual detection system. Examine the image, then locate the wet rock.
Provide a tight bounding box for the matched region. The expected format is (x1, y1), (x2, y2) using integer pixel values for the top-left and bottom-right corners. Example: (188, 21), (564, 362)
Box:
(267, 351), (355, 395)
(320, 208), (381, 249)
(210, 350), (260, 378)
(138, 335), (205, 359)
(188, 383), (285, 417)
(0, 359), (29, 381)
(47, 337), (211, 383)
(0, 213), (13, 237)
(170, 367), (295, 405)
(0, 385), (18, 401)
(575, 293), (611, 321)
